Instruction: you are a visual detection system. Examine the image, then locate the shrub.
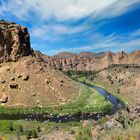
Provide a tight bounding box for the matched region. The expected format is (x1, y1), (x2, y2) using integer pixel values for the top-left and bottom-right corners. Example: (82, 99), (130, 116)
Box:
(111, 81), (114, 84)
(26, 130), (32, 140)
(32, 130), (38, 138)
(37, 126), (41, 132)
(117, 88), (120, 94)
(8, 122), (14, 131)
(76, 126), (92, 140)
(17, 125), (23, 133)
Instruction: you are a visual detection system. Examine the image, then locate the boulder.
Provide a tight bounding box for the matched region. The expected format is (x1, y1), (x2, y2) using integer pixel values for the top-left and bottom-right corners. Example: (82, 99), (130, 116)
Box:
(17, 74), (22, 78)
(0, 94), (8, 103)
(0, 79), (6, 84)
(10, 77), (15, 81)
(9, 83), (18, 89)
(22, 74), (29, 81)
(45, 78), (50, 84)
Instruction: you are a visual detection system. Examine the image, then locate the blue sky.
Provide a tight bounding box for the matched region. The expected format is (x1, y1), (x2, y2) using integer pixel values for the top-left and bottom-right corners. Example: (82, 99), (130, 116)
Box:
(0, 0), (140, 56)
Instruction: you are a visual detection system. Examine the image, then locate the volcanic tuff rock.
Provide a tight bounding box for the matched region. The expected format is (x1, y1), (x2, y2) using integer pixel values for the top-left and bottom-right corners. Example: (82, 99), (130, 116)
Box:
(40, 51), (140, 71)
(0, 20), (33, 63)
(0, 20), (79, 107)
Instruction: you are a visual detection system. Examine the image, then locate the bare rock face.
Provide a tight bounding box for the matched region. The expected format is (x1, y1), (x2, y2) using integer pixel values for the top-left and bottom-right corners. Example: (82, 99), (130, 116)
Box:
(0, 20), (33, 63)
(40, 51), (140, 71)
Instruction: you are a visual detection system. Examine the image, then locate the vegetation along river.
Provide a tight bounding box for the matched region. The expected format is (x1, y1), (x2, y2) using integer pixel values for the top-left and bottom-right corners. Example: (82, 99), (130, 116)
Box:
(0, 82), (125, 122)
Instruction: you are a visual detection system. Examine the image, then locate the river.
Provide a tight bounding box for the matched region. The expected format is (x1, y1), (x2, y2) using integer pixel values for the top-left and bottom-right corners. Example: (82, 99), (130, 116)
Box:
(0, 82), (125, 122)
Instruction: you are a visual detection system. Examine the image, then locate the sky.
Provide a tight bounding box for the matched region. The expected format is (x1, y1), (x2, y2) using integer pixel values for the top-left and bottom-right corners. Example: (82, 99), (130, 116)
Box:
(0, 0), (140, 56)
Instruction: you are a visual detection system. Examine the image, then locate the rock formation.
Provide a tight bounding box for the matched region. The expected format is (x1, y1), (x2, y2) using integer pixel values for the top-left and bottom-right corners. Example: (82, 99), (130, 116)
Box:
(0, 20), (33, 63)
(40, 51), (140, 71)
(0, 20), (79, 107)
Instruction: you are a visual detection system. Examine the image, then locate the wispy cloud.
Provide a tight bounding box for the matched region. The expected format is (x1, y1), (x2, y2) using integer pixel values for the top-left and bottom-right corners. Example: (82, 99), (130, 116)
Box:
(94, 0), (140, 19)
(49, 33), (140, 55)
(130, 28), (140, 37)
(1, 0), (139, 21)
(30, 23), (89, 42)
(0, 0), (140, 55)
(31, 24), (89, 37)
(0, 0), (117, 20)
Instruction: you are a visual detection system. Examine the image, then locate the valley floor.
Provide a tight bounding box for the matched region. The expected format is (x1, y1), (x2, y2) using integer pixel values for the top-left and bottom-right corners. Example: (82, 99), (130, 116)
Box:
(0, 67), (140, 140)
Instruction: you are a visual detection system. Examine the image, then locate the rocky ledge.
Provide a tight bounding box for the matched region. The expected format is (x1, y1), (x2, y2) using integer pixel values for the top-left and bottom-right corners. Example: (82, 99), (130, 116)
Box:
(0, 20), (33, 63)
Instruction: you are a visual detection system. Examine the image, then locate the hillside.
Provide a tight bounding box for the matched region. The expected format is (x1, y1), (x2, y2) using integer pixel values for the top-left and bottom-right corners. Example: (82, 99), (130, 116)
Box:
(0, 20), (79, 107)
(90, 64), (140, 106)
(0, 56), (79, 107)
(53, 52), (76, 58)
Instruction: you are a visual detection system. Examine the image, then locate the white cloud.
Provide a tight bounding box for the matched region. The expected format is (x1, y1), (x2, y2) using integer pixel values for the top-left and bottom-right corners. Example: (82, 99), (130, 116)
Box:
(94, 0), (140, 19)
(30, 24), (89, 41)
(129, 29), (140, 37)
(49, 34), (118, 54)
(48, 34), (140, 55)
(121, 38), (140, 47)
(1, 0), (139, 21)
(1, 0), (139, 55)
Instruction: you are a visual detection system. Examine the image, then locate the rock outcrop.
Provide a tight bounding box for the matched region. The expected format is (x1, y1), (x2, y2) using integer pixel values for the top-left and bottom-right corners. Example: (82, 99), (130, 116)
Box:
(0, 20), (79, 107)
(0, 20), (33, 63)
(40, 51), (140, 71)
(0, 94), (8, 103)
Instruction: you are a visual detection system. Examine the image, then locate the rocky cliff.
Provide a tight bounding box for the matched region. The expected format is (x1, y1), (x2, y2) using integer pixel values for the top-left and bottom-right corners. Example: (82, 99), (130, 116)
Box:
(0, 20), (79, 107)
(0, 20), (33, 63)
(41, 51), (140, 71)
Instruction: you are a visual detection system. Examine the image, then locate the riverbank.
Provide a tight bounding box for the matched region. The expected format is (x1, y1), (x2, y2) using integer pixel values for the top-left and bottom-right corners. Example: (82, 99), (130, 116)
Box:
(72, 73), (130, 106)
(0, 79), (138, 140)
(0, 105), (140, 140)
(0, 84), (112, 117)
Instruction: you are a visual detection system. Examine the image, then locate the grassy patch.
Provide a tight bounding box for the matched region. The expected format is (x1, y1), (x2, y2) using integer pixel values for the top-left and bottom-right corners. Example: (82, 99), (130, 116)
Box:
(76, 76), (130, 106)
(63, 70), (131, 106)
(76, 125), (92, 140)
(0, 120), (81, 139)
(89, 80), (131, 106)
(59, 85), (112, 114)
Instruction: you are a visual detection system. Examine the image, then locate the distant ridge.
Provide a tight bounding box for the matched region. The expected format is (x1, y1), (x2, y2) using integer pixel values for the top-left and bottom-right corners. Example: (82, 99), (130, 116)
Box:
(38, 50), (140, 71)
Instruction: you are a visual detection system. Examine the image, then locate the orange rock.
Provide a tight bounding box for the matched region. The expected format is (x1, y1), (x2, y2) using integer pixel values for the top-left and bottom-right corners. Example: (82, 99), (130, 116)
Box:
(0, 20), (33, 63)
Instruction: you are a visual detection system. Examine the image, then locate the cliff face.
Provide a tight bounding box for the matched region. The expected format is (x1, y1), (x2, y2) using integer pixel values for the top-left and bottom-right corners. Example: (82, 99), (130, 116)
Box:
(0, 20), (80, 107)
(40, 51), (140, 71)
(0, 20), (33, 63)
